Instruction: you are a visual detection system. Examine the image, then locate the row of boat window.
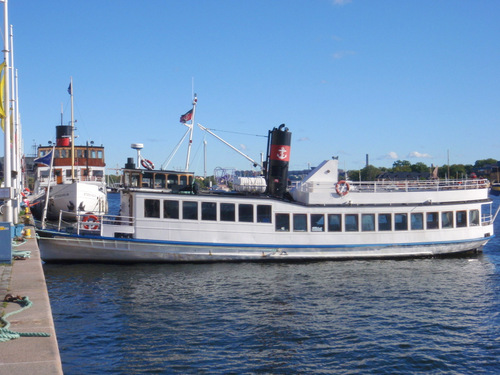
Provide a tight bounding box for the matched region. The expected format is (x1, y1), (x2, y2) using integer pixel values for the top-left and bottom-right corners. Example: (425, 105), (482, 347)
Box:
(38, 148), (104, 159)
(144, 199), (481, 232)
(39, 169), (104, 178)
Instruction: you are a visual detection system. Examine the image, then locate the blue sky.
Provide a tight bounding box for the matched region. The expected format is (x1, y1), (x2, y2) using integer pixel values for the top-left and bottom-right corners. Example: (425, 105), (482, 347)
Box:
(4, 0), (500, 176)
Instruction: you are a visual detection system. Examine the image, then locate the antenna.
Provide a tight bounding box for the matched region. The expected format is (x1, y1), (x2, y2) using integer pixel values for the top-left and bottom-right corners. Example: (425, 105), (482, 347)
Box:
(131, 143), (144, 167)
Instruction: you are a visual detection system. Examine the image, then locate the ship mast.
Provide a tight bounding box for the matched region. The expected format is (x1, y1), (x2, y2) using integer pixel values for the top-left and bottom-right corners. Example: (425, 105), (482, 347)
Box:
(69, 77), (75, 181)
(184, 94), (197, 171)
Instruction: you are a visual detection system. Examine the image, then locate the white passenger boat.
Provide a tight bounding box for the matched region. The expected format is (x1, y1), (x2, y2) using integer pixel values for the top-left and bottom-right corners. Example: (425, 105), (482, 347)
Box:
(36, 125), (498, 263)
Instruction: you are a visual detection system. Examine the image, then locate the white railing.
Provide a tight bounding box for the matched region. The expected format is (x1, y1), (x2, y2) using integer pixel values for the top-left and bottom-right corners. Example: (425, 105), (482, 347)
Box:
(297, 178), (490, 194)
(37, 176), (105, 184)
(54, 210), (134, 236)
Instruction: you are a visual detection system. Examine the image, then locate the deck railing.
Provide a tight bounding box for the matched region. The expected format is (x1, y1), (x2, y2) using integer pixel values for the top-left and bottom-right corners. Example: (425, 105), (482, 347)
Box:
(296, 178), (490, 194)
(54, 210), (134, 236)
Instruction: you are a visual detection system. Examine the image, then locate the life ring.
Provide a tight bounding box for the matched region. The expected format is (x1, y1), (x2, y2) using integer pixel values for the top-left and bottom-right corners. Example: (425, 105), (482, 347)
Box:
(141, 159), (154, 170)
(21, 187), (31, 198)
(83, 214), (99, 230)
(335, 180), (350, 196)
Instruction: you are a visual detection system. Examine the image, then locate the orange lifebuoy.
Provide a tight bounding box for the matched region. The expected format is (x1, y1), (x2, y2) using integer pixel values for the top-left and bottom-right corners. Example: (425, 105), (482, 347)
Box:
(83, 214), (99, 230)
(21, 187), (31, 198)
(335, 180), (350, 196)
(141, 159), (154, 170)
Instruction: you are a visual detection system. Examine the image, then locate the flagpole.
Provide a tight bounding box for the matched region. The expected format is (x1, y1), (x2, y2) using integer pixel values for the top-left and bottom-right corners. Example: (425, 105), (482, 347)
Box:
(184, 94), (197, 171)
(41, 146), (55, 229)
(1, 0), (12, 223)
(69, 77), (75, 181)
(10, 24), (20, 222)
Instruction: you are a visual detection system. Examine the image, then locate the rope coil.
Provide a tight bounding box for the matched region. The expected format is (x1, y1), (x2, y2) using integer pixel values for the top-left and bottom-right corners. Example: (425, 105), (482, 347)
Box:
(0, 295), (51, 342)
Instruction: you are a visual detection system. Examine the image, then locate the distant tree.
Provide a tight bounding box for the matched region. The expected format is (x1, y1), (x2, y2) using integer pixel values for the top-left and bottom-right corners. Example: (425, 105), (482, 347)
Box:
(411, 162), (429, 173)
(474, 158), (497, 168)
(391, 160), (412, 172)
(449, 164), (468, 179)
(346, 170), (361, 182)
(360, 165), (381, 181)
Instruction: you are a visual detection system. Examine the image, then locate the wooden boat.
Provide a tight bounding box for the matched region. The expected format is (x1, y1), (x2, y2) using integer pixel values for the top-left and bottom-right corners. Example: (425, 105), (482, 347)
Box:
(36, 124), (498, 263)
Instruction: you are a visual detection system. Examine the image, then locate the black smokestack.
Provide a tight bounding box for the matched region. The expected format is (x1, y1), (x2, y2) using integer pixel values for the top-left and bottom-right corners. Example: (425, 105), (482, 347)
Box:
(266, 124), (291, 198)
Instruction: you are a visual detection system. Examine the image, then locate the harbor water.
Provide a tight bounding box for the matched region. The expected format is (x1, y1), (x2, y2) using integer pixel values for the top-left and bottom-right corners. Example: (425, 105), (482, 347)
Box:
(43, 193), (500, 374)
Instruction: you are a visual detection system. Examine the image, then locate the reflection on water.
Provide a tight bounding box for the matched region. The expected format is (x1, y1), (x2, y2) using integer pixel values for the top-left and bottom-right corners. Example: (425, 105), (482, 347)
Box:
(43, 194), (500, 374)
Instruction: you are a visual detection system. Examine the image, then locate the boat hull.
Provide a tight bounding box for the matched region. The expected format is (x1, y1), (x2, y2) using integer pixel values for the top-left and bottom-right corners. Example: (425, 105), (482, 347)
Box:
(31, 182), (107, 221)
(36, 230), (489, 263)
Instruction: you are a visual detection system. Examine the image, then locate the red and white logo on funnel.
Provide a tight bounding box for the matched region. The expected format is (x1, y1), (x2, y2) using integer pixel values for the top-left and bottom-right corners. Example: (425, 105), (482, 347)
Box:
(270, 145), (290, 161)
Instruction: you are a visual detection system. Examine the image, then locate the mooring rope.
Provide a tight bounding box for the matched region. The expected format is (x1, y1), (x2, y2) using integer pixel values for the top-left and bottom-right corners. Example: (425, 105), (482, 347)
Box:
(0, 295), (51, 342)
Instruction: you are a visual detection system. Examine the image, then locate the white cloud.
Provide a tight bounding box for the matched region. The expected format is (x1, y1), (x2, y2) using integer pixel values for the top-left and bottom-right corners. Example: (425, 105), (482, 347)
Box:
(376, 152), (398, 161)
(408, 151), (432, 158)
(332, 50), (355, 60)
(332, 0), (352, 5)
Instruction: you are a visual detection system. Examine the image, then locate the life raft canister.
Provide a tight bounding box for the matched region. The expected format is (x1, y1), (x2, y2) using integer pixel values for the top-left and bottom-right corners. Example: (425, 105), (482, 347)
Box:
(82, 214), (99, 230)
(141, 159), (154, 170)
(335, 180), (350, 196)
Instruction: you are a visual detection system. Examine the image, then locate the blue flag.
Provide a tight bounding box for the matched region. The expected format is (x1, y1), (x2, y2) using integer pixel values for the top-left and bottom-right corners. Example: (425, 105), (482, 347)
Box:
(67, 82), (72, 95)
(34, 150), (53, 167)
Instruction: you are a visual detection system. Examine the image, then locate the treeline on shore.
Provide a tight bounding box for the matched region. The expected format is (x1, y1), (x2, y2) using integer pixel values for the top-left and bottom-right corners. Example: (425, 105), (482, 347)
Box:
(346, 158), (499, 181)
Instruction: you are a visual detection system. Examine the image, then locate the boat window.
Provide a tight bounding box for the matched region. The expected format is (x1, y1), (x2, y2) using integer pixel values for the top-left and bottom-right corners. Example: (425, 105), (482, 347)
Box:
(469, 209), (479, 226)
(144, 199), (160, 218)
(60, 149), (68, 158)
(275, 214), (290, 232)
(345, 214), (359, 232)
(395, 213), (408, 231)
(411, 213), (424, 230)
(94, 170), (103, 178)
(97, 150), (103, 159)
(442, 212), (453, 229)
(154, 173), (166, 189)
(311, 214), (324, 232)
(378, 214), (391, 231)
(142, 172), (154, 188)
(220, 203), (235, 222)
(426, 212), (439, 229)
(257, 205), (272, 223)
(327, 214), (342, 232)
(239, 204), (253, 222)
(91, 150), (96, 158)
(66, 170), (73, 178)
(182, 201), (198, 220)
(40, 170), (50, 178)
(180, 175), (187, 186)
(164, 200), (179, 219)
(202, 202), (217, 221)
(54, 150), (60, 158)
(167, 174), (178, 188)
(362, 214), (375, 231)
(77, 149), (83, 158)
(293, 214), (307, 232)
(456, 211), (467, 228)
(130, 173), (141, 187)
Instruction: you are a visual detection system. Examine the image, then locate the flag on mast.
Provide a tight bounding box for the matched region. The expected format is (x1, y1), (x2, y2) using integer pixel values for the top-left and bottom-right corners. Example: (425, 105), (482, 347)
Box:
(180, 109), (193, 123)
(34, 150), (54, 167)
(67, 82), (72, 95)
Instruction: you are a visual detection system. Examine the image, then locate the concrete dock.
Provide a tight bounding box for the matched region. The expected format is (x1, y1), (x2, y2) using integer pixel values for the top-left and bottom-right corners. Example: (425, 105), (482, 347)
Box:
(0, 226), (63, 374)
